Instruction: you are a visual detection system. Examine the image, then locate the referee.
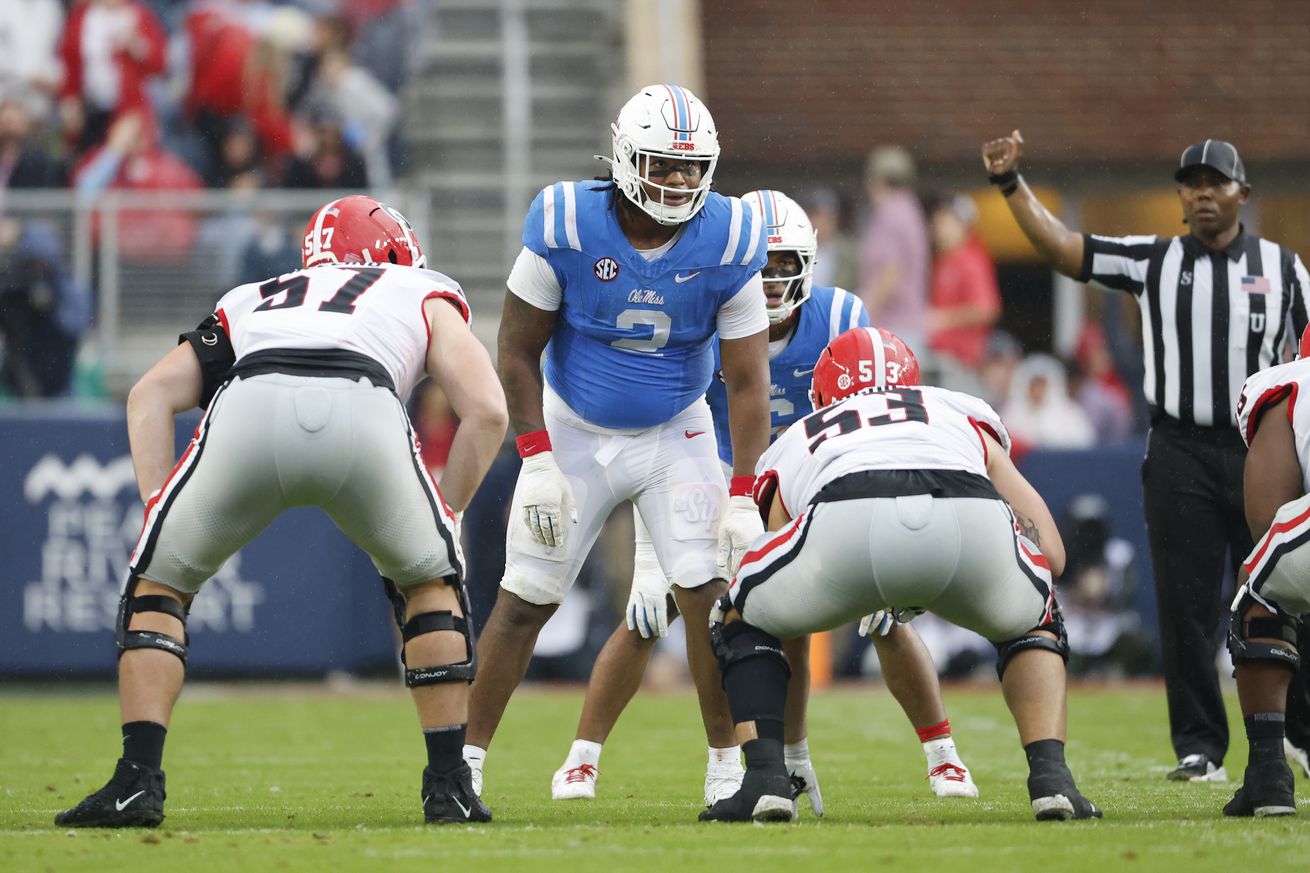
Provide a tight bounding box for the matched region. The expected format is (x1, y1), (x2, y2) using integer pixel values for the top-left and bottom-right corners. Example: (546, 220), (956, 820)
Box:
(981, 130), (1310, 783)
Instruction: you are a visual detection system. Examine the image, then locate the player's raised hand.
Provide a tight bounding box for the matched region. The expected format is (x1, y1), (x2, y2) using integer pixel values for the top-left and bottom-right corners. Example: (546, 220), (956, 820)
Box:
(981, 129), (1024, 176)
(516, 449), (577, 549)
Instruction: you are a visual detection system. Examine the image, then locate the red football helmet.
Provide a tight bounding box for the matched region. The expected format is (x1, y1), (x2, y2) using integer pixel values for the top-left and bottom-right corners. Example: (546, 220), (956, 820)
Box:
(810, 326), (921, 409)
(1300, 323), (1310, 360)
(302, 196), (425, 269)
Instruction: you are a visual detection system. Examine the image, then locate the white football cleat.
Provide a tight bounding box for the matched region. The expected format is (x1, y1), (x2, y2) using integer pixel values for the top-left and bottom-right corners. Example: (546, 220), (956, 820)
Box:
(551, 763), (599, 800)
(468, 760), (484, 797)
(929, 761), (979, 797)
(1287, 738), (1310, 779)
(704, 759), (745, 807)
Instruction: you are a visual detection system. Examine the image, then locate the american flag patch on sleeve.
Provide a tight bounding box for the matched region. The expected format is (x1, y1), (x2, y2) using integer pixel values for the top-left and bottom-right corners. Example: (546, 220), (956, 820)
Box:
(1242, 275), (1271, 294)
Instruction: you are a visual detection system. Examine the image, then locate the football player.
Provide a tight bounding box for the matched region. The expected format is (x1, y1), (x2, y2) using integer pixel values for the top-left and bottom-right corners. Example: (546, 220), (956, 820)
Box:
(551, 191), (978, 811)
(55, 197), (508, 827)
(463, 84), (772, 805)
(701, 326), (1101, 823)
(1224, 325), (1310, 817)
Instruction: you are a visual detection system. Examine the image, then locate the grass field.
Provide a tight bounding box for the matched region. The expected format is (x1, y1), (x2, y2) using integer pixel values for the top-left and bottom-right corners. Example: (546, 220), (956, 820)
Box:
(2, 682), (1307, 872)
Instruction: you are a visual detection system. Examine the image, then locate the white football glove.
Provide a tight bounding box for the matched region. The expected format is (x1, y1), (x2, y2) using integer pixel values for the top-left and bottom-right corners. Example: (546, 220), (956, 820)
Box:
(626, 526), (671, 639)
(717, 494), (764, 580)
(785, 753), (824, 817)
(516, 450), (577, 549)
(858, 609), (896, 638)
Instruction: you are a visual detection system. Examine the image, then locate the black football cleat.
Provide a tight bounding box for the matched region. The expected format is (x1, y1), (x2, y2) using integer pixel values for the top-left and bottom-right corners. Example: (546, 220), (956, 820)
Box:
(55, 759), (166, 828)
(1028, 768), (1102, 821)
(699, 766), (794, 823)
(422, 763), (492, 824)
(1224, 759), (1297, 818)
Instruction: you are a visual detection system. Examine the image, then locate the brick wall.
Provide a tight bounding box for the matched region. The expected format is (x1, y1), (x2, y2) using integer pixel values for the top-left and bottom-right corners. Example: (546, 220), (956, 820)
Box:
(702, 0), (1310, 171)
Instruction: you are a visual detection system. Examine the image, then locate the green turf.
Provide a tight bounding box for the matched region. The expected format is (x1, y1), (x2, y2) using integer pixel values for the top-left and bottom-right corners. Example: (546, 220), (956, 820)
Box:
(2, 684), (1306, 872)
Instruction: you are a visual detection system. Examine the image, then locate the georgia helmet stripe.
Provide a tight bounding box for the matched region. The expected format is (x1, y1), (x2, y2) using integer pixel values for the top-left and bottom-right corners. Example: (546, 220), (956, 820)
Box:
(867, 326), (886, 385)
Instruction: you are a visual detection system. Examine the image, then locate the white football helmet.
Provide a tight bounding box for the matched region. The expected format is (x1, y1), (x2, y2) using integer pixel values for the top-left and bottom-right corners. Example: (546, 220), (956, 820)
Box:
(743, 190), (817, 324)
(607, 84), (720, 226)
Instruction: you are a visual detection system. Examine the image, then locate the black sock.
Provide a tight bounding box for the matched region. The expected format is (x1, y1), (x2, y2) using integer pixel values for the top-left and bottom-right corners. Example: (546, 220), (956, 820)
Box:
(1245, 713), (1286, 762)
(1023, 738), (1068, 773)
(424, 724), (467, 772)
(742, 736), (785, 772)
(122, 721), (167, 771)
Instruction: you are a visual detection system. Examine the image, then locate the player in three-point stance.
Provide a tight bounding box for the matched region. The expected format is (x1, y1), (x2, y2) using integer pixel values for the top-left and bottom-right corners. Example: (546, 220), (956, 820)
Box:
(56, 197), (507, 827)
(701, 326), (1101, 823)
(463, 84), (772, 806)
(550, 190), (978, 812)
(1224, 325), (1310, 816)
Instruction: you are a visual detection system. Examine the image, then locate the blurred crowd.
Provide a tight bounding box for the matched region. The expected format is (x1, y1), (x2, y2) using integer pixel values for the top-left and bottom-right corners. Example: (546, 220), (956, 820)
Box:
(0, 0), (424, 399)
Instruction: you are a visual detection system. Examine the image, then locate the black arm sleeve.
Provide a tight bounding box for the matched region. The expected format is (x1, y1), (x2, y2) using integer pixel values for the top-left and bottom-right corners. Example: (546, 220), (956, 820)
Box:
(178, 314), (236, 409)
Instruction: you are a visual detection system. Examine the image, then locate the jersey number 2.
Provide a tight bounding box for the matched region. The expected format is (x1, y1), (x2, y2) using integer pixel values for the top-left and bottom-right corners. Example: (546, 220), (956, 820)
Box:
(254, 267), (384, 314)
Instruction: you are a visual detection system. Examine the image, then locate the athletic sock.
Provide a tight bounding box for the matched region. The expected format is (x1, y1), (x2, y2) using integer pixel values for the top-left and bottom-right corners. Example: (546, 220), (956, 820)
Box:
(1245, 713), (1286, 763)
(708, 744), (742, 767)
(566, 739), (602, 768)
(915, 719), (952, 743)
(742, 737), (785, 772)
(424, 724), (467, 772)
(1023, 738), (1069, 776)
(121, 721), (167, 771)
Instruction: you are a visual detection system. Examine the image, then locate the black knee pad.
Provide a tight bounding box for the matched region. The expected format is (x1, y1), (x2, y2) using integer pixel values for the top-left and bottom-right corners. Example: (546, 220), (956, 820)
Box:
(382, 577), (476, 687)
(711, 618), (791, 728)
(995, 607), (1069, 680)
(116, 575), (189, 665)
(1228, 595), (1301, 672)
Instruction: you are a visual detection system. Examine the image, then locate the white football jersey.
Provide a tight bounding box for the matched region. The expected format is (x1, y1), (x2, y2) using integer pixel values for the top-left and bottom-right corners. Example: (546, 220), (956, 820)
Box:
(1237, 358), (1310, 493)
(213, 263), (469, 401)
(756, 385), (1010, 514)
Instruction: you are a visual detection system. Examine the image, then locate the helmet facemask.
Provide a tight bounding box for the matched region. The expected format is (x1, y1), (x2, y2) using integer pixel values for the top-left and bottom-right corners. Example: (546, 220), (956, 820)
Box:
(743, 190), (818, 324)
(763, 248), (815, 325)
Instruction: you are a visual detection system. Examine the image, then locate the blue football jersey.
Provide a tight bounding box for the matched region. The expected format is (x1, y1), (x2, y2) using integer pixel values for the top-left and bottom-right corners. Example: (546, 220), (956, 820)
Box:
(523, 182), (767, 429)
(706, 285), (869, 466)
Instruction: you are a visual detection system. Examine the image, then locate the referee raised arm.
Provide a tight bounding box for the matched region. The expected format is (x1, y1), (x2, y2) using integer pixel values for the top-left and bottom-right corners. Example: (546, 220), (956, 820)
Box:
(981, 131), (1310, 783)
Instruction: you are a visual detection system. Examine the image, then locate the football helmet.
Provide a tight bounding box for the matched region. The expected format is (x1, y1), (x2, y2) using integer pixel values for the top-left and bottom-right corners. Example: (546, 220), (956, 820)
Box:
(302, 195), (425, 269)
(607, 84), (720, 226)
(810, 326), (921, 409)
(743, 190), (817, 325)
(1300, 323), (1310, 359)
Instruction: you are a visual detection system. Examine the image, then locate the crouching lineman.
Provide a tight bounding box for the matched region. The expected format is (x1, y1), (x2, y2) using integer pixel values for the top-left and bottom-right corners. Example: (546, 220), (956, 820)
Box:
(1223, 326), (1310, 817)
(55, 197), (507, 828)
(701, 326), (1101, 823)
(551, 191), (977, 812)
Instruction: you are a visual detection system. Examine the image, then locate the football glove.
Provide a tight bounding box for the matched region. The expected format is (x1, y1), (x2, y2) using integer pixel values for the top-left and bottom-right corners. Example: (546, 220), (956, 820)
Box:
(717, 494), (763, 580)
(858, 610), (896, 638)
(626, 530), (671, 639)
(785, 752), (824, 817)
(516, 450), (577, 549)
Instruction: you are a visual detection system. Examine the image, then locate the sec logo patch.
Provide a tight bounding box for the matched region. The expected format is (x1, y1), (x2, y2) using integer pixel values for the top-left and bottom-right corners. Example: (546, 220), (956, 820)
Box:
(594, 257), (620, 282)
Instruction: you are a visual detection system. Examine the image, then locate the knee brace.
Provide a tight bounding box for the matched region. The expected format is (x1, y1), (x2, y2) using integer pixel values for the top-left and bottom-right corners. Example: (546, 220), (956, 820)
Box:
(382, 577), (476, 687)
(116, 575), (189, 665)
(994, 606), (1069, 680)
(1228, 594), (1301, 672)
(709, 596), (790, 679)
(709, 604), (791, 728)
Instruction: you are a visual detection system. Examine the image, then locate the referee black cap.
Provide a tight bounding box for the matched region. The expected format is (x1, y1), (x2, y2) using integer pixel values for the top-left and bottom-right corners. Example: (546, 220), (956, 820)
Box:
(1174, 140), (1246, 185)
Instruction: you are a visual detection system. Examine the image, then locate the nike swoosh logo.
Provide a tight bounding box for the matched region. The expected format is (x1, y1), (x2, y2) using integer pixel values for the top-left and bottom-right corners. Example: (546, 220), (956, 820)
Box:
(674, 272), (701, 283)
(684, 430), (705, 439)
(793, 368), (815, 378)
(115, 790), (146, 811)
(453, 795), (472, 818)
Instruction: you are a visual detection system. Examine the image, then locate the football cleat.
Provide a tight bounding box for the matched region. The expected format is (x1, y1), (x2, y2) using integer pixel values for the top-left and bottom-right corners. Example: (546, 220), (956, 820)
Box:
(1286, 738), (1310, 779)
(704, 757), (745, 807)
(551, 763), (599, 800)
(1167, 753), (1228, 783)
(55, 758), (165, 828)
(422, 762), (492, 824)
(929, 761), (980, 799)
(1224, 758), (1296, 817)
(699, 767), (794, 823)
(1027, 768), (1102, 821)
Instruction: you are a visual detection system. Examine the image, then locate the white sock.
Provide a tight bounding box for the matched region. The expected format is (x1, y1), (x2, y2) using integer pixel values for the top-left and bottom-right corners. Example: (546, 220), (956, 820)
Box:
(566, 739), (602, 768)
(463, 744), (487, 768)
(708, 745), (742, 766)
(784, 738), (810, 765)
(923, 737), (959, 761)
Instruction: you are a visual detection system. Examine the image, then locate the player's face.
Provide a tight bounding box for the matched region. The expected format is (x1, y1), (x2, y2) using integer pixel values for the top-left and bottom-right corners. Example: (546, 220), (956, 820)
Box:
(638, 155), (706, 208)
(1177, 167), (1248, 237)
(761, 251), (802, 310)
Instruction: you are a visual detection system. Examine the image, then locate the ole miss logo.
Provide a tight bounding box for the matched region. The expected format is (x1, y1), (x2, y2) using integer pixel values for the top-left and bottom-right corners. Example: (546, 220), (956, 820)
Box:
(594, 257), (620, 282)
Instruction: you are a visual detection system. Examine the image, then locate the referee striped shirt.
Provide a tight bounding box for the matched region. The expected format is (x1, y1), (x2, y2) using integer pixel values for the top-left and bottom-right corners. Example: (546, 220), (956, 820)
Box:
(1079, 228), (1310, 427)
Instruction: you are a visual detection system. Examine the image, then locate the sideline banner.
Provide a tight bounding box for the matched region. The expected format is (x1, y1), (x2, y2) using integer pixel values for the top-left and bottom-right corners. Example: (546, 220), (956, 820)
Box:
(0, 408), (397, 678)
